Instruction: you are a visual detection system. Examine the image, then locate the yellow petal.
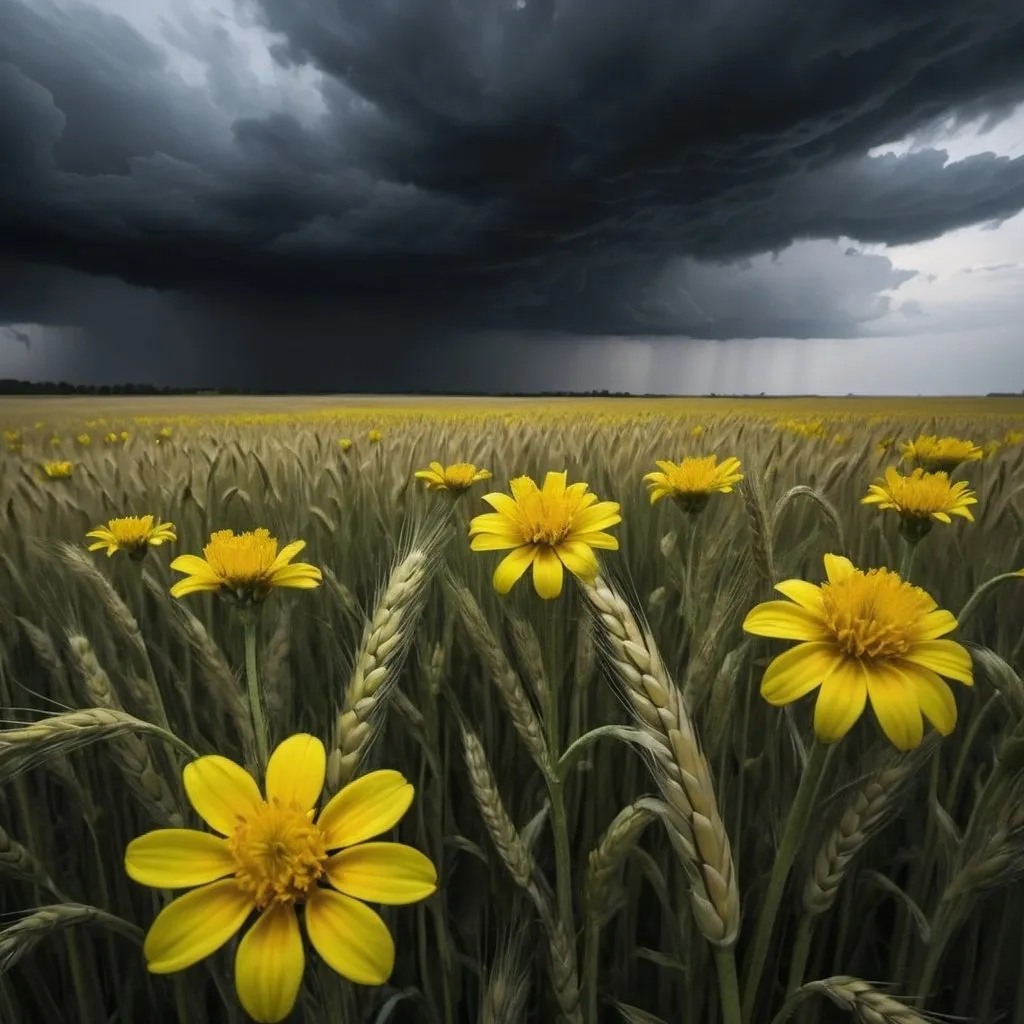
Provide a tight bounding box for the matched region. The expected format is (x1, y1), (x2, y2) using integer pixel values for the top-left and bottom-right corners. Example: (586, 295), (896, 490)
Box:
(541, 471), (568, 498)
(773, 579), (825, 613)
(492, 545), (537, 595)
(480, 491), (521, 519)
(143, 879), (253, 974)
(742, 600), (830, 642)
(270, 540), (306, 571)
(572, 501), (622, 534)
(822, 554), (856, 584)
(183, 756), (263, 836)
(170, 577), (224, 598)
(235, 904), (305, 1024)
(305, 888), (395, 986)
(906, 666), (958, 736)
(900, 640), (974, 687)
(169, 554), (220, 580)
(325, 843), (438, 905)
(265, 734), (326, 811)
(532, 547), (565, 599)
(866, 663), (924, 751)
(572, 531), (619, 551)
(125, 829), (236, 889)
(469, 532), (523, 552)
(317, 770), (414, 849)
(555, 540), (600, 583)
(760, 642), (841, 705)
(915, 609), (958, 640)
(812, 659), (868, 743)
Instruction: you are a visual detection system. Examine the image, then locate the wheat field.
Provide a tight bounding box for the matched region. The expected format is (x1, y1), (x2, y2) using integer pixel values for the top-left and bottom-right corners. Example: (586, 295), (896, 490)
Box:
(1, 396), (1024, 1024)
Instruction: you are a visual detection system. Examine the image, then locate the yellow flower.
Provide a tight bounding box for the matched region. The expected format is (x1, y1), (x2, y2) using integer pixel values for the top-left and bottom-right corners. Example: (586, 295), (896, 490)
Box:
(104, 432), (119, 445)
(982, 440), (1001, 458)
(86, 516), (177, 561)
(743, 554), (973, 751)
(1003, 430), (1024, 446)
(691, 425), (704, 438)
(642, 455), (743, 514)
(120, 431), (130, 442)
(156, 427), (173, 443)
(368, 430), (382, 443)
(42, 460), (74, 479)
(899, 434), (982, 473)
(414, 461), (492, 493)
(76, 433), (92, 447)
(124, 734), (437, 1024)
(861, 467), (977, 542)
(338, 438), (353, 452)
(469, 471), (621, 599)
(169, 529), (322, 602)
(876, 436), (896, 455)
(49, 436), (62, 448)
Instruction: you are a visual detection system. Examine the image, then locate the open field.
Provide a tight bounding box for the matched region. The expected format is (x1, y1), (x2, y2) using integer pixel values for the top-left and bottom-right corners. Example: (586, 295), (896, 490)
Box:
(1, 397), (1024, 1023)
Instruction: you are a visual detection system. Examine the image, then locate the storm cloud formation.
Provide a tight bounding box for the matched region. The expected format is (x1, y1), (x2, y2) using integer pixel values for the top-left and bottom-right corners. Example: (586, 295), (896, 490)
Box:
(2, 0), (1024, 386)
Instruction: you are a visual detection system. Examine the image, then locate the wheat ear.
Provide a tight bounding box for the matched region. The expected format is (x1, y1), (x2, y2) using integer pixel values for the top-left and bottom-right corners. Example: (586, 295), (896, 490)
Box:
(581, 574), (740, 947)
(799, 977), (931, 1024)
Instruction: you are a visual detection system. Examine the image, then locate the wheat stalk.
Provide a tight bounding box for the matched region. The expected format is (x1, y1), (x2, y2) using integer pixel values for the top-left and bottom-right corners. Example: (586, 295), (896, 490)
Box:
(581, 574), (740, 947)
(0, 825), (65, 898)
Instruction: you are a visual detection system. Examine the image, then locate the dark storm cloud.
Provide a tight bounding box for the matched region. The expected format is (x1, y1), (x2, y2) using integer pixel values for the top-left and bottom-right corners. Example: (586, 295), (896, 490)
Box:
(2, 0), (1024, 339)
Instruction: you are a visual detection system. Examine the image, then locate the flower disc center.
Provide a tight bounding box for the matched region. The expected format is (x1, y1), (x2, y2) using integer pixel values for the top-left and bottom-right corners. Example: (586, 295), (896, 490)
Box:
(203, 530), (279, 587)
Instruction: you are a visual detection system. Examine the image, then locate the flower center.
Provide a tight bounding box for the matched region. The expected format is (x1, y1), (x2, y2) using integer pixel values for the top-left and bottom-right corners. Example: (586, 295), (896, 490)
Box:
(820, 569), (931, 660)
(443, 464), (478, 490)
(663, 457), (720, 494)
(109, 517), (154, 549)
(203, 529), (279, 586)
(515, 491), (574, 546)
(883, 472), (958, 517)
(228, 799), (327, 908)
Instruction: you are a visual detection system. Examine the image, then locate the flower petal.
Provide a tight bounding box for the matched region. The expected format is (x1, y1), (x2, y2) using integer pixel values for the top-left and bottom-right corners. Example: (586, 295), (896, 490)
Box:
(183, 756), (263, 836)
(169, 554), (220, 580)
(822, 554), (856, 584)
(269, 563), (322, 588)
(541, 471), (568, 498)
(492, 545), (537, 595)
(900, 640), (974, 686)
(235, 904), (305, 1024)
(906, 666), (958, 736)
(304, 888), (395, 986)
(480, 491), (521, 519)
(915, 609), (958, 640)
(555, 540), (600, 583)
(812, 659), (868, 744)
(469, 532), (523, 552)
(318, 770), (414, 850)
(571, 501), (622, 534)
(773, 579), (825, 613)
(743, 600), (830, 642)
(125, 829), (236, 889)
(325, 843), (438, 905)
(866, 663), (925, 751)
(532, 547), (565, 599)
(143, 879), (253, 974)
(571, 531), (619, 551)
(760, 642), (841, 705)
(265, 734), (326, 812)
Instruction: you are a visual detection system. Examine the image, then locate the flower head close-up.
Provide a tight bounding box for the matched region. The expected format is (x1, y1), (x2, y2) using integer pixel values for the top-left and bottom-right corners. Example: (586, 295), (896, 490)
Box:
(642, 455), (743, 515)
(861, 467), (977, 542)
(42, 460), (74, 480)
(899, 434), (983, 474)
(469, 470), (621, 599)
(87, 516), (177, 561)
(124, 734), (438, 1023)
(169, 528), (322, 603)
(743, 554), (973, 751)
(415, 461), (492, 493)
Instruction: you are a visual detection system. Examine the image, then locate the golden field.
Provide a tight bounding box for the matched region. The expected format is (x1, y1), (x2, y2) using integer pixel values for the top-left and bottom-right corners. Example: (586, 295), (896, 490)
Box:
(1, 395), (1024, 1024)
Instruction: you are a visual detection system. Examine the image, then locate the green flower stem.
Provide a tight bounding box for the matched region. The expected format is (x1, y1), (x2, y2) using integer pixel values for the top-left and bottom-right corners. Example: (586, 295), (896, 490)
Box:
(957, 572), (1024, 630)
(741, 739), (832, 1023)
(784, 915), (815, 998)
(241, 612), (269, 771)
(898, 538), (917, 582)
(716, 946), (742, 1024)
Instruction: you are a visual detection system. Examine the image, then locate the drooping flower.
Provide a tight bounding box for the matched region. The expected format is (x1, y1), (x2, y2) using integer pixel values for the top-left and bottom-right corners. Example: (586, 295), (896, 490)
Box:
(86, 516), (177, 561)
(42, 460), (74, 480)
(169, 529), (322, 603)
(642, 455), (743, 515)
(742, 554), (973, 751)
(861, 467), (977, 542)
(124, 734), (437, 1024)
(469, 471), (621, 599)
(899, 434), (982, 474)
(414, 461), (492, 493)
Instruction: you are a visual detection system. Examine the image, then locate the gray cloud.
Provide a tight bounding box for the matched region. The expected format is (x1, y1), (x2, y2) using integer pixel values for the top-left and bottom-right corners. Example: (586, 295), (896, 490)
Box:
(2, 0), (1024, 380)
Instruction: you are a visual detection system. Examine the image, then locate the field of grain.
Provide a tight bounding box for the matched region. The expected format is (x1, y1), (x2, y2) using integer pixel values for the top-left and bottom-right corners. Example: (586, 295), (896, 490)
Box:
(1, 396), (1023, 1024)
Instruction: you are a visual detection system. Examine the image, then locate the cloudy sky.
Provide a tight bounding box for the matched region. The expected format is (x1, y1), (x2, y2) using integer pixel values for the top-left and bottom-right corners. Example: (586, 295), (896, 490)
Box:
(2, 0), (1024, 394)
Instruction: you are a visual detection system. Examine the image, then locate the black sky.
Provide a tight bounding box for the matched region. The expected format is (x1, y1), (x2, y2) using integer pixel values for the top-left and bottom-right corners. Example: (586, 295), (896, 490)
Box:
(2, 0), (1024, 390)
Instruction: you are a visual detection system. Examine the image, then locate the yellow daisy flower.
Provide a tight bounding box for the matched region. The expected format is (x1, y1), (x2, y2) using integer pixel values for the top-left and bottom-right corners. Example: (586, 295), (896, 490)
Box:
(338, 438), (353, 452)
(899, 434), (982, 474)
(125, 734), (437, 1024)
(414, 461), (492, 493)
(469, 471), (621, 599)
(861, 467), (977, 542)
(368, 430), (382, 444)
(104, 432), (119, 445)
(42, 460), (74, 479)
(86, 516), (177, 561)
(169, 529), (322, 603)
(642, 455), (743, 514)
(876, 437), (896, 456)
(76, 433), (92, 447)
(743, 554), (973, 751)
